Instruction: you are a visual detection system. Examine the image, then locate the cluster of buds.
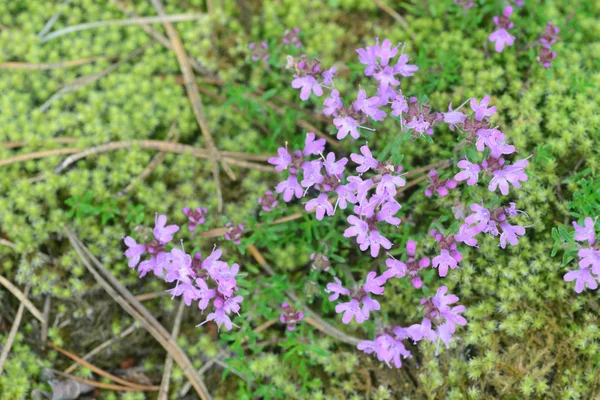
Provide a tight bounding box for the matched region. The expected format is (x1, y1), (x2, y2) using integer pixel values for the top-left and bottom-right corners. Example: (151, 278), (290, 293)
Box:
(537, 22), (560, 68)
(280, 302), (304, 331)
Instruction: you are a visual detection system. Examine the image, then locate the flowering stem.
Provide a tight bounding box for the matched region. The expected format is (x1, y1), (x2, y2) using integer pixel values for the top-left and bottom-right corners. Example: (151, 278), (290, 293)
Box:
(247, 244), (362, 346)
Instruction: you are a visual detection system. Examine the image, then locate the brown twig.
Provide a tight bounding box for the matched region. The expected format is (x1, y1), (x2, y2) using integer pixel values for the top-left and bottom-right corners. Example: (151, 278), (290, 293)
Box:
(0, 57), (105, 70)
(119, 121), (179, 196)
(1, 137), (77, 149)
(48, 342), (160, 391)
(41, 295), (51, 348)
(158, 300), (186, 400)
(0, 275), (45, 323)
(109, 0), (213, 76)
(40, 14), (206, 43)
(38, 0), (72, 38)
(48, 368), (152, 392)
(63, 323), (139, 374)
(372, 0), (409, 30)
(0, 148), (79, 167)
(0, 285), (30, 375)
(51, 140), (271, 173)
(253, 319), (277, 334)
(150, 0), (231, 212)
(134, 291), (168, 302)
(65, 227), (212, 400)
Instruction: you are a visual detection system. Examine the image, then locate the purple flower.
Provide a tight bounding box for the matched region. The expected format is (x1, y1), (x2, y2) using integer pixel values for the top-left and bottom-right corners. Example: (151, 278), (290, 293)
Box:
(305, 193), (334, 220)
(322, 66), (337, 85)
(201, 307), (234, 331)
(361, 296), (381, 319)
(359, 230), (392, 258)
(350, 144), (379, 173)
(358, 333), (411, 368)
(356, 44), (378, 76)
(489, 6), (515, 53)
(499, 221), (526, 248)
(406, 318), (437, 342)
(385, 258), (407, 278)
(455, 224), (479, 247)
(276, 175), (303, 202)
(578, 248), (600, 275)
(124, 236), (146, 268)
(335, 299), (368, 324)
(376, 201), (401, 226)
(375, 38), (398, 66)
(344, 215), (369, 244)
(442, 103), (467, 130)
(268, 147), (292, 171)
(454, 160), (481, 186)
(333, 115), (360, 140)
(486, 130), (516, 158)
(363, 271), (387, 295)
(573, 217), (596, 245)
(168, 282), (200, 306)
(196, 278), (217, 310)
(303, 132), (326, 156)
(292, 75), (323, 101)
(138, 256), (159, 278)
(153, 214), (179, 244)
(324, 152), (348, 176)
(258, 190), (278, 212)
(335, 184), (358, 209)
(323, 89), (342, 115)
(470, 96), (497, 121)
(376, 174), (406, 197)
(432, 249), (459, 277)
(162, 248), (194, 285)
(182, 207), (207, 231)
(374, 66), (400, 90)
(564, 267), (598, 293)
(465, 203), (491, 232)
(325, 277), (349, 301)
(488, 157), (530, 195)
(391, 92), (409, 117)
(301, 160), (324, 188)
(223, 295), (243, 315)
(489, 29), (515, 53)
(405, 115), (432, 136)
(353, 89), (386, 121)
(394, 54), (419, 77)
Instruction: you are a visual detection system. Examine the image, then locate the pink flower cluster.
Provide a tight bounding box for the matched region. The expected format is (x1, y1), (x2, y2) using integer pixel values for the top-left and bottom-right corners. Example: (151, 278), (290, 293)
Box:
(445, 95), (531, 196)
(268, 134), (407, 258)
(273, 37), (532, 368)
(357, 286), (466, 368)
(564, 217), (600, 293)
(123, 213), (243, 331)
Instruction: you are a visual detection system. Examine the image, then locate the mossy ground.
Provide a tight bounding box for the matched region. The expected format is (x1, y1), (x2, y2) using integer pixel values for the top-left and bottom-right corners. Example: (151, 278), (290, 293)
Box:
(0, 0), (599, 399)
